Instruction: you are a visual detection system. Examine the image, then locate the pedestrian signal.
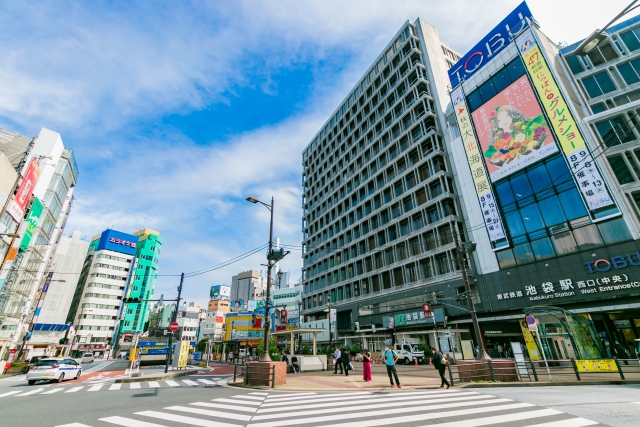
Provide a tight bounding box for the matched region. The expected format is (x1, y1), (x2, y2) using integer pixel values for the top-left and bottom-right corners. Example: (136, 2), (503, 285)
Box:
(423, 303), (432, 317)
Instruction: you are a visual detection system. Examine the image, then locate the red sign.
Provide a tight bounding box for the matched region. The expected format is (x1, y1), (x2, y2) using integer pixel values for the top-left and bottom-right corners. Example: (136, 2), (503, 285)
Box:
(169, 322), (179, 332)
(8, 158), (40, 221)
(215, 316), (224, 323)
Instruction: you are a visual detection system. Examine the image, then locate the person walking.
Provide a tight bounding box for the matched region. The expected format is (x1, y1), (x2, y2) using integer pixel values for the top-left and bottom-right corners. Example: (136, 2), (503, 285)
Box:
(382, 344), (401, 388)
(431, 346), (450, 388)
(341, 347), (351, 376)
(614, 340), (629, 365)
(333, 345), (343, 374)
(362, 350), (372, 382)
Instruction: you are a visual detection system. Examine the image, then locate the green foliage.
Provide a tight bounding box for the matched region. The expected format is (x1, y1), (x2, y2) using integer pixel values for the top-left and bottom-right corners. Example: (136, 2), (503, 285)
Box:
(302, 344), (312, 355)
(350, 343), (361, 354)
(197, 339), (208, 352)
(417, 341), (433, 357)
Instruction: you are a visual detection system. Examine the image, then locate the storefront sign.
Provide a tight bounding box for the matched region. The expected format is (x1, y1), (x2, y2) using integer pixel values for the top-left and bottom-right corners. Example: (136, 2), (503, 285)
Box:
(19, 197), (43, 252)
(78, 344), (106, 350)
(517, 28), (615, 213)
(576, 359), (618, 372)
(451, 87), (506, 243)
(461, 340), (474, 359)
(613, 320), (632, 329)
(584, 254), (640, 273)
(8, 158), (41, 222)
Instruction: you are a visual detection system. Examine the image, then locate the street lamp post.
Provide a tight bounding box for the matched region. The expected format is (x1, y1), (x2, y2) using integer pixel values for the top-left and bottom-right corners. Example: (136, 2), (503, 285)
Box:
(325, 301), (333, 353)
(575, 0), (640, 56)
(246, 197), (290, 362)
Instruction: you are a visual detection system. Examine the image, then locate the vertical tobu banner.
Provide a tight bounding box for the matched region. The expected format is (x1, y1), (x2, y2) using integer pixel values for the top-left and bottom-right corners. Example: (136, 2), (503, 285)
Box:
(7, 158), (40, 221)
(516, 29), (615, 212)
(451, 87), (506, 243)
(19, 197), (43, 252)
(471, 75), (558, 182)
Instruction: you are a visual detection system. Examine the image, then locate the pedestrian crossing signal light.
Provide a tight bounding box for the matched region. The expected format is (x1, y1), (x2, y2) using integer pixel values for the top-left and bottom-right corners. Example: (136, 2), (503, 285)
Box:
(423, 303), (432, 318)
(280, 309), (287, 324)
(123, 297), (141, 303)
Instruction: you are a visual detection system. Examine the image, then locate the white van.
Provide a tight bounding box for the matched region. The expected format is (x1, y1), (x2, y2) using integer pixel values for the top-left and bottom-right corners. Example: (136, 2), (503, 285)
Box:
(394, 343), (424, 364)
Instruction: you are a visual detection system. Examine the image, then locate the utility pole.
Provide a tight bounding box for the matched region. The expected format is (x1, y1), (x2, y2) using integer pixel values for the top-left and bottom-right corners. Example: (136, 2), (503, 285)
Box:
(165, 272), (184, 373)
(261, 197), (275, 361)
(454, 232), (490, 360)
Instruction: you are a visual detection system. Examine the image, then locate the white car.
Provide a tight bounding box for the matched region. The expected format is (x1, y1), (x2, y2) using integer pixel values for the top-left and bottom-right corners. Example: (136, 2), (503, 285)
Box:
(81, 352), (94, 363)
(26, 358), (82, 385)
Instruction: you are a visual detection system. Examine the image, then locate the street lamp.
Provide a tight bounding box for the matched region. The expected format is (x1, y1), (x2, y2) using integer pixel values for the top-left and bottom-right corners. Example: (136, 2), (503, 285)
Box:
(575, 0), (639, 56)
(324, 301), (333, 353)
(245, 196), (289, 362)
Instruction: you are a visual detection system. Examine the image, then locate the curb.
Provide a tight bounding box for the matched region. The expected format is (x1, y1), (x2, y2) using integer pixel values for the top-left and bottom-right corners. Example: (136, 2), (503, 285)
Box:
(115, 370), (194, 383)
(456, 380), (640, 388)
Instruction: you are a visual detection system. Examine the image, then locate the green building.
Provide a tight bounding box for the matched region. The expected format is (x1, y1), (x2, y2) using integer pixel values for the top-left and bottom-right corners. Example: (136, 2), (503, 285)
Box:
(121, 228), (161, 334)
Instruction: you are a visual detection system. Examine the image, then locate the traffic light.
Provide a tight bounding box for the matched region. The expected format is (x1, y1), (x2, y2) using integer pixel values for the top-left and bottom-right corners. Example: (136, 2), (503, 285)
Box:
(423, 303), (433, 318)
(123, 297), (141, 303)
(280, 309), (287, 324)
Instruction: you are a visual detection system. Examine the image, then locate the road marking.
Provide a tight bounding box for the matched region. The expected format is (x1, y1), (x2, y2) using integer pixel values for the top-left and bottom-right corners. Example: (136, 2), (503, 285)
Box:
(249, 392), (270, 396)
(164, 380), (180, 387)
(197, 379), (215, 385)
(83, 361), (114, 374)
(0, 391), (21, 397)
(109, 384), (122, 391)
(147, 381), (160, 388)
(129, 383), (141, 389)
(42, 388), (65, 394)
(253, 394), (495, 419)
(256, 391), (481, 413)
(213, 397), (263, 406)
(63, 386), (83, 393)
(137, 410), (241, 426)
(88, 384), (103, 391)
(233, 394), (266, 401)
(524, 418), (600, 427)
(262, 392), (373, 405)
(56, 423), (95, 427)
(417, 409), (564, 427)
(190, 401), (259, 413)
(14, 388), (45, 396)
(247, 400), (528, 427)
(181, 379), (198, 386)
(100, 416), (168, 426)
(264, 392), (317, 399)
(165, 405), (253, 421)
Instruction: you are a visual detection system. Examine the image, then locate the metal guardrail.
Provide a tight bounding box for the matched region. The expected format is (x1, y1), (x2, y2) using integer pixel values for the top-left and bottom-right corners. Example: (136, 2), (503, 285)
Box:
(445, 358), (640, 386)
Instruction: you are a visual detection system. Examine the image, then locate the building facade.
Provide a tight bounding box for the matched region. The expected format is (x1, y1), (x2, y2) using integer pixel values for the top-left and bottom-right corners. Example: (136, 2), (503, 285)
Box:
(66, 229), (138, 357)
(230, 270), (265, 310)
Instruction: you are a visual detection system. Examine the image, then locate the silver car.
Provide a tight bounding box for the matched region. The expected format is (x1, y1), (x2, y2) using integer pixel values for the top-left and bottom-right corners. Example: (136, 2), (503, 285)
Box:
(26, 357), (82, 385)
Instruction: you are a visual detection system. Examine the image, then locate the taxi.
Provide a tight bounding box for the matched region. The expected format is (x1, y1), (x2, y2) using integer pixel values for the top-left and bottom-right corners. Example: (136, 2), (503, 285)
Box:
(26, 357), (82, 385)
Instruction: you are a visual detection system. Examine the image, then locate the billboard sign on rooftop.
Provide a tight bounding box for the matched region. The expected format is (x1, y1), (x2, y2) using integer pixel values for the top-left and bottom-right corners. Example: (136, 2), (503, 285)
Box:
(96, 229), (139, 256)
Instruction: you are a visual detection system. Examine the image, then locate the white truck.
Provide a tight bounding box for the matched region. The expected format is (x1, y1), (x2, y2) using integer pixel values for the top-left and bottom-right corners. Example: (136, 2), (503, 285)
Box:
(394, 342), (425, 364)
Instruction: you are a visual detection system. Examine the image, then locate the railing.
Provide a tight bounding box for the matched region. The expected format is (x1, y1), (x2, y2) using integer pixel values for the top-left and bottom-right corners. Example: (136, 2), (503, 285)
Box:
(444, 358), (639, 386)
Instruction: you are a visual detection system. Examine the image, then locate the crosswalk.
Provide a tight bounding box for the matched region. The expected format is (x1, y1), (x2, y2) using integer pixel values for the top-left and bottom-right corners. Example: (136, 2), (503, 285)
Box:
(53, 388), (602, 427)
(0, 377), (223, 397)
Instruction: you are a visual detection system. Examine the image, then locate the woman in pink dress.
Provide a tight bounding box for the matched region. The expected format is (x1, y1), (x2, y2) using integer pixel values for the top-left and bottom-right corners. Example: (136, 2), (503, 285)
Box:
(362, 351), (372, 382)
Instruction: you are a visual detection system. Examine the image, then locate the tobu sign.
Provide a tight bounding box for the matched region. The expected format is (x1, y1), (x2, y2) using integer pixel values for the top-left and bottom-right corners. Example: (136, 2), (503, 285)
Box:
(584, 253), (640, 273)
(448, 1), (533, 88)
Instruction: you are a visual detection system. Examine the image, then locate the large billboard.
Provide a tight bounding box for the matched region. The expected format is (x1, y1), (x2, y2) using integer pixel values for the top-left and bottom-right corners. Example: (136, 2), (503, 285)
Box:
(96, 229), (139, 256)
(7, 158), (40, 222)
(451, 88), (506, 244)
(516, 28), (615, 213)
(448, 1), (533, 88)
(471, 75), (558, 182)
(19, 197), (43, 252)
(210, 284), (231, 300)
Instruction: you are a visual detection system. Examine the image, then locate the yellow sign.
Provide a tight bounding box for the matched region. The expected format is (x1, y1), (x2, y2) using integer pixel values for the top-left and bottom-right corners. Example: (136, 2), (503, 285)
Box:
(576, 359), (618, 372)
(519, 319), (541, 360)
(450, 87), (505, 242)
(516, 28), (614, 211)
(128, 348), (138, 362)
(178, 341), (189, 368)
(460, 340), (474, 359)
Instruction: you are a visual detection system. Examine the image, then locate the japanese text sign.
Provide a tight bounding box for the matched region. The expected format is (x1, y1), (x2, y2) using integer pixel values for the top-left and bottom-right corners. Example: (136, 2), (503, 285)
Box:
(451, 87), (506, 243)
(516, 29), (614, 212)
(19, 197), (43, 252)
(8, 158), (41, 222)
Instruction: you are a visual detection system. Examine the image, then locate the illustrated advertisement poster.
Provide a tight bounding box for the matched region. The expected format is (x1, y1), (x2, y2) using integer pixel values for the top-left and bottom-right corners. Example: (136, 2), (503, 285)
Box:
(516, 29), (614, 212)
(471, 75), (558, 182)
(575, 359), (618, 372)
(451, 87), (506, 243)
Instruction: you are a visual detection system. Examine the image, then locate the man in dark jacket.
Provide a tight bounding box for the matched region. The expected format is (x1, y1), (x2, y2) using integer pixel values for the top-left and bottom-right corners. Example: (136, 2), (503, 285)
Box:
(431, 347), (450, 388)
(341, 348), (350, 376)
(614, 340), (629, 365)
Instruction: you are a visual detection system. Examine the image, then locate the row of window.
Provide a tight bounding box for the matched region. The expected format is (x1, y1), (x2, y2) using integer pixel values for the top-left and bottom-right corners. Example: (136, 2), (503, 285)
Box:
(84, 292), (121, 300)
(96, 253), (130, 263)
(76, 325), (114, 331)
(87, 282), (124, 291)
(81, 303), (120, 310)
(466, 58), (527, 112)
(80, 314), (116, 320)
(90, 272), (127, 281)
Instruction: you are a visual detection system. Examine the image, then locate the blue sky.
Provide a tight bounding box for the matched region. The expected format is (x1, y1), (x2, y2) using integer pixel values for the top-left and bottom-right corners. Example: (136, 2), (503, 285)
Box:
(0, 0), (636, 307)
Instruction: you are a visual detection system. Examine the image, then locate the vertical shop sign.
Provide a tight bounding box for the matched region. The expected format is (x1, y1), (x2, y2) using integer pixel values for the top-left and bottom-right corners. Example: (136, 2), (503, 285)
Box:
(19, 197), (43, 252)
(451, 87), (506, 243)
(516, 28), (615, 213)
(519, 319), (541, 360)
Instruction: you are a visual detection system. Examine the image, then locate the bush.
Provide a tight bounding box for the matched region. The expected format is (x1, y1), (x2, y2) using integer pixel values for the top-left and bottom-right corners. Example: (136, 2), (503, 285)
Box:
(302, 345), (312, 355)
(417, 341), (433, 357)
(350, 343), (361, 354)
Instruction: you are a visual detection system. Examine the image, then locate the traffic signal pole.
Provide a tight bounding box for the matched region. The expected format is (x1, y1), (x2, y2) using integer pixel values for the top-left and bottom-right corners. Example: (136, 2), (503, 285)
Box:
(165, 272), (184, 373)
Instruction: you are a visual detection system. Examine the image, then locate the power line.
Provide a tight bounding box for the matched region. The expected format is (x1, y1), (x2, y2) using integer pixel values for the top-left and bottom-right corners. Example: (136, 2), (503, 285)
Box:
(184, 243), (269, 278)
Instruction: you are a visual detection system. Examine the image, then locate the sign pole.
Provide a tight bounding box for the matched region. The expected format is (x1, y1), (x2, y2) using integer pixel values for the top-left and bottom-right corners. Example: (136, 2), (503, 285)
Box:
(535, 331), (552, 380)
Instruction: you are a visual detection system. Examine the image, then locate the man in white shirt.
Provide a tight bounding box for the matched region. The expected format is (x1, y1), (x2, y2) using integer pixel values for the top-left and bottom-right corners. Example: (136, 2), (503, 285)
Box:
(333, 345), (343, 374)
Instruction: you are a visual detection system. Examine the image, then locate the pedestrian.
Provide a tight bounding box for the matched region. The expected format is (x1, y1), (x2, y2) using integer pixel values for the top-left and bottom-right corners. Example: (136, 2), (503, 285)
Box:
(281, 351), (289, 366)
(497, 343), (504, 358)
(431, 346), (450, 388)
(382, 344), (401, 388)
(614, 340), (629, 365)
(333, 345), (343, 374)
(229, 351), (233, 363)
(291, 352), (300, 373)
(362, 350), (372, 382)
(341, 347), (351, 376)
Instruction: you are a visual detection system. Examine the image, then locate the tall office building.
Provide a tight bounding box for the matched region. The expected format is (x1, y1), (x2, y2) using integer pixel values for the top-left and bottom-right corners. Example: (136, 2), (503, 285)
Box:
(66, 229), (138, 357)
(300, 19), (470, 351)
(121, 228), (161, 334)
(230, 270), (266, 310)
(0, 128), (79, 359)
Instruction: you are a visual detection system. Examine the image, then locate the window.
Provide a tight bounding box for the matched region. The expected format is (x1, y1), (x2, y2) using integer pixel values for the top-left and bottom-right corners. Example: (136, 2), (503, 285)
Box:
(617, 57), (640, 85)
(607, 155), (635, 184)
(565, 55), (585, 74)
(620, 27), (640, 52)
(467, 59), (526, 112)
(595, 116), (635, 146)
(587, 41), (618, 66)
(591, 103), (607, 114)
(581, 72), (616, 98)
(435, 254), (450, 275)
